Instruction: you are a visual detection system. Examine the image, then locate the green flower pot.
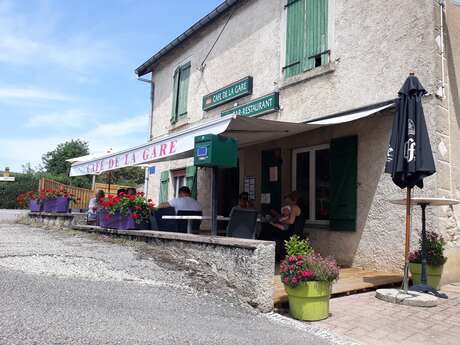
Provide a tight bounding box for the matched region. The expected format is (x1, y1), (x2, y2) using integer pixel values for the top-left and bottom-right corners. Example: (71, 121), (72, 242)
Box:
(409, 262), (444, 289)
(284, 281), (331, 321)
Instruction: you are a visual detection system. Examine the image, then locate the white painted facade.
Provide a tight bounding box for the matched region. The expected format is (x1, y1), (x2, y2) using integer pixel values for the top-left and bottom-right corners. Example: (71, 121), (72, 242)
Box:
(141, 0), (460, 274)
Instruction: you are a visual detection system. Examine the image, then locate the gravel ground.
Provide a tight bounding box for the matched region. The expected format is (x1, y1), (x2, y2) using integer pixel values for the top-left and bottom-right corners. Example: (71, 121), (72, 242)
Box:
(0, 216), (353, 345)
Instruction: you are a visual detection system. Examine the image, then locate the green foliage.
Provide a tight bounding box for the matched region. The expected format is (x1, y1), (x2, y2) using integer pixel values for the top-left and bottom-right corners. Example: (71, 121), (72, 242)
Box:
(409, 231), (447, 266)
(0, 173), (39, 209)
(96, 166), (144, 186)
(41, 139), (89, 176)
(284, 235), (313, 257)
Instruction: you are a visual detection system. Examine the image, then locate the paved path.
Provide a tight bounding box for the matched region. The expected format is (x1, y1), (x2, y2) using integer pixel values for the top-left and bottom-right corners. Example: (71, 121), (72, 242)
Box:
(303, 285), (460, 345)
(0, 220), (352, 345)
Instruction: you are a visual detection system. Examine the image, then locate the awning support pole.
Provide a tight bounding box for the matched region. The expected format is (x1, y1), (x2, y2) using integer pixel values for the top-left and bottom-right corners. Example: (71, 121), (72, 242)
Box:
(211, 167), (218, 236)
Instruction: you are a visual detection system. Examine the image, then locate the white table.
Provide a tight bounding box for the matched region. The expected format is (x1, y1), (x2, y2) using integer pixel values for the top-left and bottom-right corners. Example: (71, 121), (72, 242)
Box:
(162, 215), (230, 234)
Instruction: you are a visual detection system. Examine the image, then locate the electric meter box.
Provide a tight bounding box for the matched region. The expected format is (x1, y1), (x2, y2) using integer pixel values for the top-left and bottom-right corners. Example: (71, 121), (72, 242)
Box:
(194, 134), (237, 168)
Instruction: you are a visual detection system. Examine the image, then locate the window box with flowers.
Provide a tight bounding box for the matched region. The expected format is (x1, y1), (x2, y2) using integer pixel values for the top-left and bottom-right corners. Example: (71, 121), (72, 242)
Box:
(97, 192), (155, 230)
(39, 188), (78, 213)
(280, 235), (339, 321)
(409, 230), (447, 289)
(16, 191), (41, 212)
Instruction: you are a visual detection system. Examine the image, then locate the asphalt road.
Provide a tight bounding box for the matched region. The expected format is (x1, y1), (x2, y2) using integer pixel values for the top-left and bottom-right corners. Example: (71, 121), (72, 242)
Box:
(0, 215), (349, 345)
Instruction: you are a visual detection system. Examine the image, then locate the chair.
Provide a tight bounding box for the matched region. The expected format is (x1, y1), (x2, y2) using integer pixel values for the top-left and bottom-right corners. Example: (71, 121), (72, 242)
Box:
(177, 210), (202, 234)
(226, 207), (258, 239)
(153, 207), (177, 232)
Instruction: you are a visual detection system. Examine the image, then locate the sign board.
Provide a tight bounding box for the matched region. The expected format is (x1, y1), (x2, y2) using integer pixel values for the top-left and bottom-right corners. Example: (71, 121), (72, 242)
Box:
(221, 92), (279, 118)
(0, 176), (15, 182)
(148, 166), (156, 175)
(202, 76), (253, 111)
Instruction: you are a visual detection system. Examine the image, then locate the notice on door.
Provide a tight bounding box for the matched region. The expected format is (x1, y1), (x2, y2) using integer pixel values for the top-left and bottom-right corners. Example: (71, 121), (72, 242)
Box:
(269, 166), (278, 182)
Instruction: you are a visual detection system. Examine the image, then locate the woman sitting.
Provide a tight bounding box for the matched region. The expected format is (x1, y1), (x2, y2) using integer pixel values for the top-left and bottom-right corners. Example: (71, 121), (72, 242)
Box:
(272, 191), (305, 260)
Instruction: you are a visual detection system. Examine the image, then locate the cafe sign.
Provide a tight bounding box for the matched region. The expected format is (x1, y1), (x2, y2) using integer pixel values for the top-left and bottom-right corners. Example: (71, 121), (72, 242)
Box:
(202, 76), (253, 111)
(221, 92), (279, 118)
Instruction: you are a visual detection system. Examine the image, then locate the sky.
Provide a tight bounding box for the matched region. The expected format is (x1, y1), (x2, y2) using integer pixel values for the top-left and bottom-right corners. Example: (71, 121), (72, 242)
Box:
(0, 0), (222, 172)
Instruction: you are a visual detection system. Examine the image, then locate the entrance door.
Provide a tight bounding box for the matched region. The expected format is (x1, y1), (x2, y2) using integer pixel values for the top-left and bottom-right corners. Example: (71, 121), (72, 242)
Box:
(218, 166), (239, 217)
(261, 149), (282, 214)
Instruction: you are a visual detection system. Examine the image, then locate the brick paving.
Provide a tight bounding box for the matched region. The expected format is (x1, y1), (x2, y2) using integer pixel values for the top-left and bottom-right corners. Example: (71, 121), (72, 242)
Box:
(283, 283), (460, 345)
(325, 284), (460, 345)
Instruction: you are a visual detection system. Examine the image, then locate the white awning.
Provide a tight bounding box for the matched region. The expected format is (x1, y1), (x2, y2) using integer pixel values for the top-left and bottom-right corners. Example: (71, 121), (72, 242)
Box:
(304, 102), (394, 125)
(70, 115), (321, 176)
(69, 100), (395, 177)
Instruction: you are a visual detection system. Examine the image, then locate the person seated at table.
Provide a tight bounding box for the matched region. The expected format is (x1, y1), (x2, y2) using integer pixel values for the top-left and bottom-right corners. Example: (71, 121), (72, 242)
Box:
(270, 205), (291, 231)
(87, 190), (105, 224)
(158, 186), (202, 213)
(272, 192), (305, 260)
(237, 192), (250, 208)
(126, 187), (136, 196)
(117, 188), (126, 196)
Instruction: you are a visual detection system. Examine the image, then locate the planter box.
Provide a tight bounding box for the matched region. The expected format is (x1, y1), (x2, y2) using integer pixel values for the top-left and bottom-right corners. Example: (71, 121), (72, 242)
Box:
(43, 197), (70, 213)
(98, 209), (149, 230)
(29, 199), (42, 212)
(284, 281), (331, 321)
(410, 262), (444, 289)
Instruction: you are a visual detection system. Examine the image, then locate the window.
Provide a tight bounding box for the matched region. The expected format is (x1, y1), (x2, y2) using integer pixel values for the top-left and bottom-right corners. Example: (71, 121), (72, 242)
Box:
(159, 171), (170, 203)
(171, 61), (191, 124)
(292, 145), (330, 224)
(284, 0), (329, 78)
(172, 169), (187, 198)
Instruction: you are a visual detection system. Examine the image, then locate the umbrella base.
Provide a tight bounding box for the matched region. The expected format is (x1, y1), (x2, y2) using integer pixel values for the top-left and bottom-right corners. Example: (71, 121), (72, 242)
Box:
(410, 284), (448, 299)
(375, 288), (439, 307)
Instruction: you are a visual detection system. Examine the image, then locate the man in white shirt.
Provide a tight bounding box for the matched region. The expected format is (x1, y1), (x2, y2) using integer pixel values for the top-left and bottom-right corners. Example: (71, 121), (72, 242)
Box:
(159, 186), (201, 213)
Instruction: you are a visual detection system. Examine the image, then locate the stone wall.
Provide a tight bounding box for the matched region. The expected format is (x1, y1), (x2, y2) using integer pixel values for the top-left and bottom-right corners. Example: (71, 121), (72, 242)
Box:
(20, 212), (276, 312)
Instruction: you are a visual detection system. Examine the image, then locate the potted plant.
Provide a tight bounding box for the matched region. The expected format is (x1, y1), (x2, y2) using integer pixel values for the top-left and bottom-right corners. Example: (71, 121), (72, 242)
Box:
(98, 192), (155, 230)
(281, 235), (339, 321)
(409, 230), (447, 289)
(16, 191), (41, 212)
(40, 188), (78, 213)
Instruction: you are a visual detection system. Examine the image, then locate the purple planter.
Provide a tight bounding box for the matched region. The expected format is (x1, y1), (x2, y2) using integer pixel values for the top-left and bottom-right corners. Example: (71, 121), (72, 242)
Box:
(29, 199), (41, 212)
(43, 197), (70, 213)
(98, 209), (147, 230)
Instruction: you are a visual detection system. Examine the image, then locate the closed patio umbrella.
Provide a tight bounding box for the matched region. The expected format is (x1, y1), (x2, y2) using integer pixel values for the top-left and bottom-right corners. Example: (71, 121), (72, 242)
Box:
(385, 73), (436, 292)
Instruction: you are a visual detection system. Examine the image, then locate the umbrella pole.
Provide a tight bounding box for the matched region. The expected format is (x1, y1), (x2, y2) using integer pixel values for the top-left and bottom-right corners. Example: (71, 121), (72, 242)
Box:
(403, 187), (412, 293)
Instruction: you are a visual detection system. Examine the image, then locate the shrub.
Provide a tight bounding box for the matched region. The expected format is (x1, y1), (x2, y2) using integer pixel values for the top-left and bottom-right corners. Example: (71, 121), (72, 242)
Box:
(409, 230), (447, 266)
(284, 235), (313, 257)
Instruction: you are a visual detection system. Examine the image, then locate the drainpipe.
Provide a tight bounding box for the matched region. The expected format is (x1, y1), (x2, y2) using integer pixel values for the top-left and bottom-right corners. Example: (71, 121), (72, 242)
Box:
(137, 73), (155, 197)
(437, 0), (446, 98)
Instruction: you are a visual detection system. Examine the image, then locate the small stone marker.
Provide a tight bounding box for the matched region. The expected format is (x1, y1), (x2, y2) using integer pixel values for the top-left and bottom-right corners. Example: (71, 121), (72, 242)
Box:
(376, 288), (438, 307)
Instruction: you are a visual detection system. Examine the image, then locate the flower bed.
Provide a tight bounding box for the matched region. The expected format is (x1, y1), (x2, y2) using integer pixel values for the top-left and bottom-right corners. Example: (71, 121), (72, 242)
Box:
(17, 188), (78, 213)
(98, 192), (155, 230)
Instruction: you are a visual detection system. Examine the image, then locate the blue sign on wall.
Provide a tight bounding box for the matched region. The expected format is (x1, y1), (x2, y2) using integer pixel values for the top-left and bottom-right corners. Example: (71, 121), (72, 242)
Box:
(148, 166), (156, 175)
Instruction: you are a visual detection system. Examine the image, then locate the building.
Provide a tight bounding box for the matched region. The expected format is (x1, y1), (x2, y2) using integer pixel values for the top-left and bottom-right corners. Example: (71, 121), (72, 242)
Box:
(71, 0), (460, 274)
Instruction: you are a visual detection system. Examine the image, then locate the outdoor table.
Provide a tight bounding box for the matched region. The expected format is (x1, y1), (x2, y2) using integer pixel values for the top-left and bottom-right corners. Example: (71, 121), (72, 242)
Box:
(161, 215), (230, 234)
(390, 197), (459, 298)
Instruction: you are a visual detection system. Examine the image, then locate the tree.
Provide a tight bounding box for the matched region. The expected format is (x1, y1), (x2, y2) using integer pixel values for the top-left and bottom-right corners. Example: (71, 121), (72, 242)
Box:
(97, 166), (145, 186)
(42, 139), (89, 176)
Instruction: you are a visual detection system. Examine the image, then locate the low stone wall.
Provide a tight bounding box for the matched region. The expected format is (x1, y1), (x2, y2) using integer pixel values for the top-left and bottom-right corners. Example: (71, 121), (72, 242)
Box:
(19, 212), (276, 312)
(21, 212), (75, 229)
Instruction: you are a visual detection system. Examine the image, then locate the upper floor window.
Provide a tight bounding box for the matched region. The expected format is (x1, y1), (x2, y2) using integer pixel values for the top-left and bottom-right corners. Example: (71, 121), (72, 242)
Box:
(284, 0), (329, 79)
(171, 61), (191, 124)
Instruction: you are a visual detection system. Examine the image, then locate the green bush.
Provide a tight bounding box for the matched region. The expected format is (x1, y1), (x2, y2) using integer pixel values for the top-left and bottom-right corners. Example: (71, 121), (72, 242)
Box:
(0, 173), (39, 209)
(284, 235), (313, 257)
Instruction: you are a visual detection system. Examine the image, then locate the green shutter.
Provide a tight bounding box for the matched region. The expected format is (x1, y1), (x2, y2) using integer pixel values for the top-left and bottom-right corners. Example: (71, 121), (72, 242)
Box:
(171, 67), (180, 124)
(285, 0), (306, 78)
(285, 0), (328, 78)
(185, 166), (197, 199)
(177, 63), (191, 117)
(329, 136), (357, 231)
(305, 0), (329, 69)
(159, 170), (170, 203)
